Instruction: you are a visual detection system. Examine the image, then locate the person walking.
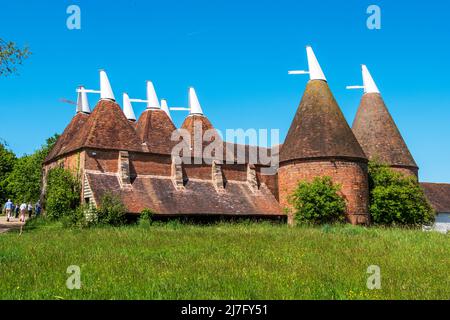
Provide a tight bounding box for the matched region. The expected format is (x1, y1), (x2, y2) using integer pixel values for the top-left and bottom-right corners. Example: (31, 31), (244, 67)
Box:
(20, 202), (27, 222)
(35, 200), (42, 217)
(27, 203), (33, 219)
(15, 203), (20, 218)
(4, 199), (13, 222)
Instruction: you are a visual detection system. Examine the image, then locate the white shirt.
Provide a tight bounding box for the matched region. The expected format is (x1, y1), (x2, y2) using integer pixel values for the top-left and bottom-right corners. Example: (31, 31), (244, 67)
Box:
(20, 203), (27, 210)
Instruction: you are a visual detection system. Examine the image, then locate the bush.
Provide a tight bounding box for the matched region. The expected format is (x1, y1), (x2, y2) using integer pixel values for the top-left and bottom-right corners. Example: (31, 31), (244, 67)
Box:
(368, 161), (435, 226)
(60, 204), (91, 229)
(288, 176), (347, 225)
(138, 208), (155, 227)
(45, 167), (80, 220)
(95, 192), (127, 226)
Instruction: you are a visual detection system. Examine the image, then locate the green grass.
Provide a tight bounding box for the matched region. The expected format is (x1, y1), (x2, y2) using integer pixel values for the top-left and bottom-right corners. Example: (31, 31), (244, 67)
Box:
(0, 218), (448, 300)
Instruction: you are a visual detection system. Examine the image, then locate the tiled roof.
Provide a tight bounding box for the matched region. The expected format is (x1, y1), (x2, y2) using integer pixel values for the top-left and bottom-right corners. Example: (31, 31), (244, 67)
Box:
(280, 80), (366, 163)
(180, 114), (221, 159)
(421, 183), (450, 213)
(135, 109), (178, 155)
(352, 93), (417, 168)
(46, 100), (143, 161)
(45, 112), (89, 163)
(86, 172), (283, 215)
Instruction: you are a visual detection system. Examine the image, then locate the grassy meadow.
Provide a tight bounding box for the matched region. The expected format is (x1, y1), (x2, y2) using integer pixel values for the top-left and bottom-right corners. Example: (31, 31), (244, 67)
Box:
(0, 218), (448, 300)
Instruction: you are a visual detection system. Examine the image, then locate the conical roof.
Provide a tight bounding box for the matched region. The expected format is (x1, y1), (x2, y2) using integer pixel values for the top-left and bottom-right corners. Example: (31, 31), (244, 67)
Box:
(352, 93), (417, 168)
(45, 112), (90, 163)
(60, 99), (143, 155)
(181, 114), (221, 159)
(280, 80), (367, 163)
(135, 109), (178, 155)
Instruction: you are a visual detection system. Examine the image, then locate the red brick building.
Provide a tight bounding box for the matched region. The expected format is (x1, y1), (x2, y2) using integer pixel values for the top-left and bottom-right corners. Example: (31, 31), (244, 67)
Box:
(42, 48), (449, 226)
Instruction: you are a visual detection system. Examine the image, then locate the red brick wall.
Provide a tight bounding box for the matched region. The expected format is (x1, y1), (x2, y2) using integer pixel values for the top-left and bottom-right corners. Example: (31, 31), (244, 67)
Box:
(222, 164), (246, 182)
(182, 164), (211, 180)
(129, 153), (171, 177)
(256, 167), (279, 200)
(278, 159), (370, 225)
(43, 152), (84, 175)
(42, 151), (86, 202)
(391, 166), (418, 179)
(84, 149), (119, 173)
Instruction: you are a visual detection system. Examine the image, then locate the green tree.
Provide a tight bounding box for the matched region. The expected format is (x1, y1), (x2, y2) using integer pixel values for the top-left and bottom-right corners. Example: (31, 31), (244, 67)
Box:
(289, 176), (347, 225)
(95, 192), (127, 226)
(45, 167), (80, 220)
(0, 141), (17, 203)
(0, 38), (31, 76)
(368, 161), (434, 226)
(5, 134), (59, 203)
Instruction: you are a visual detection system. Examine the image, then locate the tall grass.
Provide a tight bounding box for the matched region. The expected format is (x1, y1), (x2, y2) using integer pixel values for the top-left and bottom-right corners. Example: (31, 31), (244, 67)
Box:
(0, 219), (448, 300)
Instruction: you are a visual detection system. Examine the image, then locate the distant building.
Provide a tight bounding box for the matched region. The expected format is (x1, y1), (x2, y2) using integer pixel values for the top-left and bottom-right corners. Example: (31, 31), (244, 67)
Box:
(421, 183), (450, 232)
(42, 47), (450, 226)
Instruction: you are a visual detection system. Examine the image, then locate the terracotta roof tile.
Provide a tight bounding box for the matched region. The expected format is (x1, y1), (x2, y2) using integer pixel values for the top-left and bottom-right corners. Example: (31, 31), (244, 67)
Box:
(352, 93), (417, 168)
(86, 172), (282, 215)
(280, 80), (366, 163)
(421, 183), (450, 213)
(180, 114), (221, 159)
(61, 99), (143, 155)
(45, 112), (89, 163)
(135, 109), (177, 155)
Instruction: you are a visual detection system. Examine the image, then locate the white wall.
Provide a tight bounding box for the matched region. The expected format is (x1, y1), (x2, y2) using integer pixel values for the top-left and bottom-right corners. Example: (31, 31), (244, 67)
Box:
(434, 213), (450, 233)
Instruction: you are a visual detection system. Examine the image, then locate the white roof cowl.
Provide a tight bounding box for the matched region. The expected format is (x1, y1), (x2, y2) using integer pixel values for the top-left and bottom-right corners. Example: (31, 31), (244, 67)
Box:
(188, 87), (204, 115)
(361, 65), (380, 94)
(122, 93), (137, 121)
(76, 86), (91, 114)
(346, 64), (380, 94)
(99, 70), (115, 101)
(288, 45), (327, 81)
(160, 99), (172, 120)
(146, 81), (160, 109)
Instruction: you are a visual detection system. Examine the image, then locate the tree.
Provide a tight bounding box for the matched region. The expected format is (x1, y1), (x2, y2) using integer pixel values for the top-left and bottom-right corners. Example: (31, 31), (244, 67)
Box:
(288, 176), (347, 225)
(0, 141), (17, 203)
(368, 161), (435, 226)
(45, 167), (80, 220)
(5, 134), (59, 203)
(0, 38), (31, 76)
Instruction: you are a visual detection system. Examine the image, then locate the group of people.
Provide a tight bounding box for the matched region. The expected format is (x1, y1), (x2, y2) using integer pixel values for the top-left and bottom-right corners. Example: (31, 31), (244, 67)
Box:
(3, 199), (41, 222)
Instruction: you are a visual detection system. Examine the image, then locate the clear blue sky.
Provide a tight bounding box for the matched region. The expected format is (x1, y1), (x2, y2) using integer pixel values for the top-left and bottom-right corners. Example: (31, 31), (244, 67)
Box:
(0, 0), (449, 183)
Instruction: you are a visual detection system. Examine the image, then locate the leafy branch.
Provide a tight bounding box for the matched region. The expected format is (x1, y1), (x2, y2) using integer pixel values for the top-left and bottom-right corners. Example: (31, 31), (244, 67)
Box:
(0, 38), (31, 76)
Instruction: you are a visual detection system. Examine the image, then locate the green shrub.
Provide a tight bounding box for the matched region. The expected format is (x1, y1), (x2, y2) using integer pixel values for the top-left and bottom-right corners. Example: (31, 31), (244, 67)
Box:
(60, 204), (91, 229)
(45, 167), (80, 220)
(288, 176), (347, 225)
(368, 161), (435, 226)
(95, 192), (127, 226)
(138, 208), (155, 227)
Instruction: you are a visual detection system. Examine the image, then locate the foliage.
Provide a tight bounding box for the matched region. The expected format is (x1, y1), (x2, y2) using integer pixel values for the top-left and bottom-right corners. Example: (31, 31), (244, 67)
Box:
(44, 167), (80, 220)
(138, 208), (155, 227)
(289, 176), (347, 225)
(0, 141), (17, 203)
(0, 222), (448, 299)
(4, 134), (59, 204)
(368, 161), (435, 226)
(0, 38), (31, 76)
(60, 204), (91, 229)
(95, 192), (127, 226)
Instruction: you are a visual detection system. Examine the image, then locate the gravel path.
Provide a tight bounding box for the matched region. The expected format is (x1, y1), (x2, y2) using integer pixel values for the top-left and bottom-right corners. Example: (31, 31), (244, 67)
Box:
(0, 215), (25, 234)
